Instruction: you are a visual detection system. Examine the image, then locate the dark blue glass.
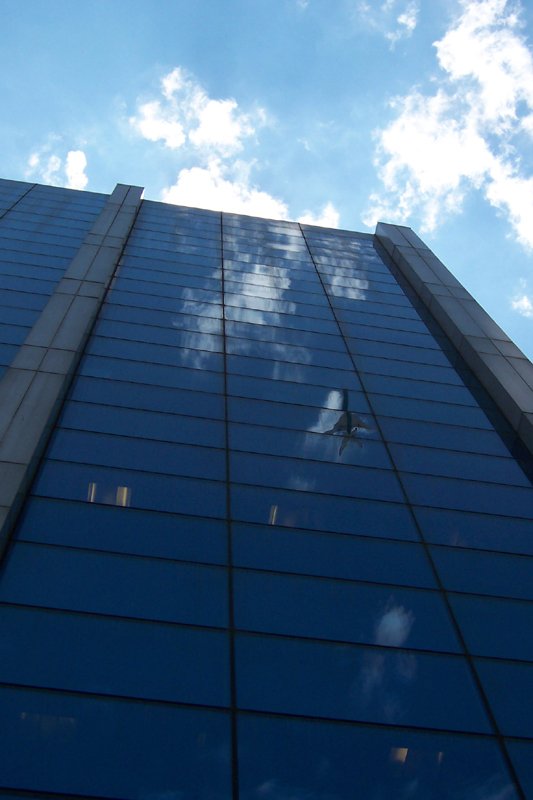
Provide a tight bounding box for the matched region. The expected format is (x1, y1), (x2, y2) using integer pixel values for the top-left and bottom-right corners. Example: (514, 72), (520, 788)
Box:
(60, 401), (225, 448)
(475, 658), (533, 737)
(118, 250), (220, 268)
(113, 277), (222, 305)
(379, 416), (512, 455)
(223, 260), (314, 284)
(0, 605), (230, 706)
(224, 292), (333, 319)
(224, 268), (321, 295)
(432, 546), (533, 600)
(342, 321), (441, 349)
(234, 570), (458, 651)
(403, 473), (533, 517)
(17, 497), (227, 564)
(238, 714), (518, 800)
(70, 376), (225, 419)
(232, 523), (435, 587)
(227, 375), (371, 413)
(329, 285), (410, 307)
(0, 305), (37, 325)
(357, 355), (464, 385)
(103, 302), (223, 333)
(390, 443), (530, 486)
(120, 259), (221, 285)
(231, 452), (402, 502)
(33, 461), (226, 517)
(88, 336), (224, 372)
(0, 542), (228, 626)
(235, 634), (491, 732)
(227, 354), (361, 390)
(224, 303), (338, 334)
(125, 238), (220, 258)
(109, 288), (223, 318)
(227, 396), (372, 434)
(224, 279), (328, 306)
(335, 300), (421, 323)
(48, 429), (225, 481)
(231, 485), (419, 540)
(0, 261), (63, 281)
(225, 319), (346, 352)
(0, 687), (231, 799)
(229, 422), (389, 467)
(323, 273), (401, 291)
(0, 342), (18, 366)
(339, 308), (435, 332)
(450, 593), (533, 661)
(94, 319), (223, 351)
(507, 741), (533, 800)
(0, 286), (49, 309)
(227, 336), (352, 370)
(0, 278), (54, 296)
(80, 355), (224, 393)
(371, 394), (493, 429)
(416, 506), (533, 556)
(348, 339), (452, 368)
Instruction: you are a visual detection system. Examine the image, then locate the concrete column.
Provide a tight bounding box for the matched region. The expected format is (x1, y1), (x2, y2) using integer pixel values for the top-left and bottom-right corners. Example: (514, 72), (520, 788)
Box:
(0, 183), (143, 558)
(375, 222), (533, 456)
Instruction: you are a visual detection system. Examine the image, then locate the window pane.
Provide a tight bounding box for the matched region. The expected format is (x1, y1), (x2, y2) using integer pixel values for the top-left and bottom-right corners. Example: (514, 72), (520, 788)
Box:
(0, 687), (231, 799)
(234, 569), (458, 651)
(0, 542), (228, 627)
(0, 605), (230, 706)
(232, 523), (435, 587)
(16, 497), (227, 564)
(238, 714), (518, 800)
(231, 485), (418, 540)
(236, 634), (490, 732)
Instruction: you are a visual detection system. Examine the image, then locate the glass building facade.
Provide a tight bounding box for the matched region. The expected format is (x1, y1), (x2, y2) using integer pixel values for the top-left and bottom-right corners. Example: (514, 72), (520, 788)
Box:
(0, 177), (532, 799)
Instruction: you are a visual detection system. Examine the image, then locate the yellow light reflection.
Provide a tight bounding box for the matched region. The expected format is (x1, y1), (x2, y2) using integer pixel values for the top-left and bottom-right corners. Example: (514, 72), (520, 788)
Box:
(87, 482), (97, 503)
(390, 747), (409, 764)
(268, 505), (278, 525)
(115, 486), (131, 507)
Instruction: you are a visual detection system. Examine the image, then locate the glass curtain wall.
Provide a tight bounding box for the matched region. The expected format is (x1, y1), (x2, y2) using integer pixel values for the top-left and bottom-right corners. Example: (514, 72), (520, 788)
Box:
(0, 179), (106, 378)
(0, 197), (531, 799)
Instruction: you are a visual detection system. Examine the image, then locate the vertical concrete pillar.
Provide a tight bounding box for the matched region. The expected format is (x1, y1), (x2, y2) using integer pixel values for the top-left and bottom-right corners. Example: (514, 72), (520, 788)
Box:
(375, 222), (533, 456)
(0, 183), (143, 558)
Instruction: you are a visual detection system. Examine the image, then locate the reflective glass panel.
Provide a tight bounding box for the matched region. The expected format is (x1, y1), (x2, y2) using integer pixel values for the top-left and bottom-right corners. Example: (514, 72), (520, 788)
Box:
(239, 714), (518, 800)
(236, 634), (491, 732)
(0, 687), (231, 799)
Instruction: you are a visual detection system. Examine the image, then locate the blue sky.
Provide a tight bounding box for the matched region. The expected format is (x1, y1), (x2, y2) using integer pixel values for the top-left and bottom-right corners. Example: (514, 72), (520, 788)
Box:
(1, 0), (532, 358)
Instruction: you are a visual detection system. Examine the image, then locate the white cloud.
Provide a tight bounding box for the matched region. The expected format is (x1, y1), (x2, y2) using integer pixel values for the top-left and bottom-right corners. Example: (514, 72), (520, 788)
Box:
(25, 147), (89, 190)
(130, 67), (260, 156)
(298, 201), (340, 227)
(132, 66), (340, 226)
(365, 0), (533, 248)
(189, 99), (255, 153)
(374, 604), (414, 647)
(132, 65), (339, 226)
(511, 279), (533, 316)
(161, 158), (289, 218)
(356, 0), (419, 47)
(41, 154), (62, 185)
(386, 1), (419, 46)
(65, 150), (88, 190)
(511, 294), (533, 316)
(133, 100), (186, 149)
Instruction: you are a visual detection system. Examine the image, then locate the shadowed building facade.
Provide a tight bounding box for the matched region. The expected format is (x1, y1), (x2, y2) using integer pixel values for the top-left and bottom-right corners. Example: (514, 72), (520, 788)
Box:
(0, 177), (532, 799)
